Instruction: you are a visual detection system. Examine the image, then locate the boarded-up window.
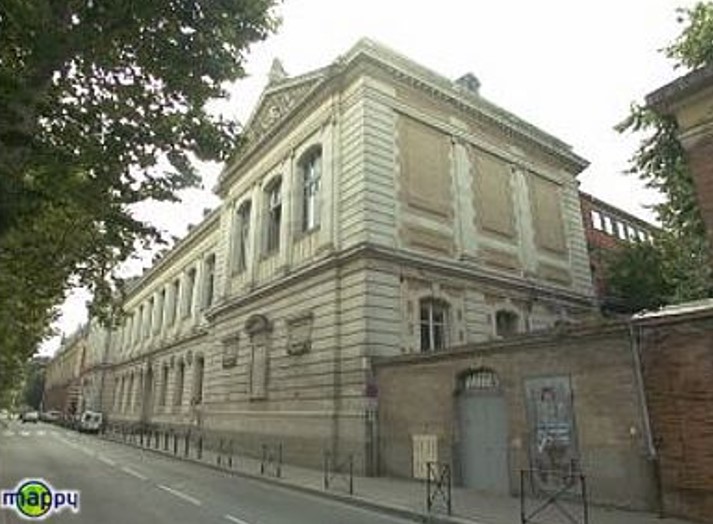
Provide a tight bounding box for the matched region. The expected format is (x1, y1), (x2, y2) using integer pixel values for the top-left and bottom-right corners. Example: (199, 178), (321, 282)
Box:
(287, 315), (312, 355)
(530, 175), (566, 253)
(250, 342), (268, 399)
(398, 116), (451, 216)
(471, 150), (515, 238)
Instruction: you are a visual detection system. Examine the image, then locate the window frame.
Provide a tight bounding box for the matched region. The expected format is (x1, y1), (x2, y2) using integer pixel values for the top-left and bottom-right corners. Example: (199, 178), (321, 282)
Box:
(419, 298), (449, 352)
(233, 200), (252, 273)
(264, 178), (282, 255)
(299, 147), (322, 233)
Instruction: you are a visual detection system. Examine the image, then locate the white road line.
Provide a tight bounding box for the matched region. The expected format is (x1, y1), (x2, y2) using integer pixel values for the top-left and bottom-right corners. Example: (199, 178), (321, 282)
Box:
(35, 430), (46, 436)
(224, 514), (251, 524)
(19, 431), (30, 437)
(97, 455), (116, 467)
(120, 467), (147, 481)
(157, 485), (202, 507)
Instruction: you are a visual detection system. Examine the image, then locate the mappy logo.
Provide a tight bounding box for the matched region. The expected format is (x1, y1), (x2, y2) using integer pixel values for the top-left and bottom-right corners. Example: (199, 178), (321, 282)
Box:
(1, 479), (79, 520)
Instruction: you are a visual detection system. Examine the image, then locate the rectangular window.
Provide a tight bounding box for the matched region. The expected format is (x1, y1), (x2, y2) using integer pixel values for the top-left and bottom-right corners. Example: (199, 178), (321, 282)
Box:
(603, 215), (614, 235)
(420, 299), (448, 352)
(144, 298), (153, 339)
(154, 289), (165, 334)
(233, 202), (251, 272)
(300, 149), (322, 232)
(183, 268), (196, 318)
(202, 255), (215, 309)
(265, 181), (282, 254)
(616, 221), (627, 240)
(168, 279), (180, 326)
(590, 210), (603, 231)
(159, 366), (169, 407)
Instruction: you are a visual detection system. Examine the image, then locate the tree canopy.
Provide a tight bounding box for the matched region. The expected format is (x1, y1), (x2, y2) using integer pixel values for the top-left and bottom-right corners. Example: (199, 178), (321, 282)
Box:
(610, 1), (713, 312)
(0, 1), (278, 391)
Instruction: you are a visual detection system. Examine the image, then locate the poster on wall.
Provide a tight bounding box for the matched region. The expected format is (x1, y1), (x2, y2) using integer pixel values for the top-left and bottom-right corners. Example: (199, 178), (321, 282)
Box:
(524, 375), (579, 489)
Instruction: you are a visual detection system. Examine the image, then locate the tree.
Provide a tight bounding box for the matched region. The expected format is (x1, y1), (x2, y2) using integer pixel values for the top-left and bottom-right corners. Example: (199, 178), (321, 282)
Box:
(0, 1), (279, 393)
(613, 2), (713, 310)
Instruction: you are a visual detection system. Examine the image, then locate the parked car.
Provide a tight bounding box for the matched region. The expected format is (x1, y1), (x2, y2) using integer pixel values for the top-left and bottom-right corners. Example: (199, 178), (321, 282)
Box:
(41, 410), (61, 423)
(78, 411), (103, 433)
(20, 411), (39, 423)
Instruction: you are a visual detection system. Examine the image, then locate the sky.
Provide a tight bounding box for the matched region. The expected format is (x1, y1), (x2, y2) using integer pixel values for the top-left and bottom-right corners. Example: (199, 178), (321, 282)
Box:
(40, 0), (700, 355)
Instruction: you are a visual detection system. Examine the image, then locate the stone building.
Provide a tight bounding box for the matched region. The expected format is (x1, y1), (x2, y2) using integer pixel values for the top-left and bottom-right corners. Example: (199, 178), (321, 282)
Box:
(43, 326), (87, 417)
(102, 39), (596, 472)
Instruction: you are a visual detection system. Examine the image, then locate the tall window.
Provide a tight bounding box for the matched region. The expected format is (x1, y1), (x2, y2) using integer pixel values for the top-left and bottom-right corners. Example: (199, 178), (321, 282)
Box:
(300, 147), (322, 232)
(154, 289), (165, 334)
(183, 268), (196, 318)
(134, 307), (143, 344)
(233, 201), (251, 272)
(495, 310), (519, 338)
(192, 355), (205, 405)
(419, 298), (449, 352)
(144, 298), (153, 339)
(265, 179), (282, 254)
(174, 360), (185, 407)
(168, 279), (180, 326)
(159, 365), (169, 407)
(202, 254), (216, 309)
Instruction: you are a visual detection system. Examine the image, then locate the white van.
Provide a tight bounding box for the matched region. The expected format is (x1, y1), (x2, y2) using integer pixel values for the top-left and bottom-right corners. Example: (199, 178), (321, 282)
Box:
(78, 411), (103, 433)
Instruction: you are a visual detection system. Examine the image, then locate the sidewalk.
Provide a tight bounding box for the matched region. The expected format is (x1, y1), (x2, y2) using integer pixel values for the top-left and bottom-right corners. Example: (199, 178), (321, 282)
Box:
(100, 429), (692, 524)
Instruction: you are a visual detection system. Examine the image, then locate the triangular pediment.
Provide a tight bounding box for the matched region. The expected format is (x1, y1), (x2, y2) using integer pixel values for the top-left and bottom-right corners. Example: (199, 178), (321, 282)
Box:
(242, 73), (325, 146)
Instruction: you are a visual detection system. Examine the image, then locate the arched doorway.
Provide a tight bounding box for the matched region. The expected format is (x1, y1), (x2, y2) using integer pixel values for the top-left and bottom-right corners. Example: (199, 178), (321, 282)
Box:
(456, 367), (509, 492)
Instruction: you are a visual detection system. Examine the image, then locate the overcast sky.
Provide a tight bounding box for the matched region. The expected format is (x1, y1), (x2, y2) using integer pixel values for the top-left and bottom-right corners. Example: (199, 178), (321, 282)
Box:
(41, 0), (699, 355)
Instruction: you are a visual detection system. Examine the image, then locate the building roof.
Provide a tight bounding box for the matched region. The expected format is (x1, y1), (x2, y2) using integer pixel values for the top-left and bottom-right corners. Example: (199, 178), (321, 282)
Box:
(646, 62), (713, 113)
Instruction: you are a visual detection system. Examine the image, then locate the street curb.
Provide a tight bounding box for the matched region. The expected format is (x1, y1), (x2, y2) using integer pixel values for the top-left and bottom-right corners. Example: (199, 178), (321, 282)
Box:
(96, 433), (480, 524)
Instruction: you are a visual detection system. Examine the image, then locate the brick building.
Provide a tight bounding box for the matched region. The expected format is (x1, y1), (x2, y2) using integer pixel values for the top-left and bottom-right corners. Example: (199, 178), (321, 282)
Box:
(578, 191), (655, 312)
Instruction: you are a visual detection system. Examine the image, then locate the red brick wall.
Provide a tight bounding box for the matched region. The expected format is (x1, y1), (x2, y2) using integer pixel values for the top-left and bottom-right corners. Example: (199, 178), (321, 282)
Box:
(639, 314), (713, 523)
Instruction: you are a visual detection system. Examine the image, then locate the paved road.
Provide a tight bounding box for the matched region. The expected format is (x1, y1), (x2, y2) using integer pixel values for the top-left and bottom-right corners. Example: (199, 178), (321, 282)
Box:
(0, 420), (413, 524)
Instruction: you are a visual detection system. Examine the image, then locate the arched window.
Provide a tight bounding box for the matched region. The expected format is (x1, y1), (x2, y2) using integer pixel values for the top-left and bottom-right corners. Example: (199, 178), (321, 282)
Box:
(459, 368), (500, 392)
(419, 298), (449, 352)
(264, 178), (282, 254)
(233, 200), (252, 272)
(495, 310), (519, 338)
(299, 146), (322, 232)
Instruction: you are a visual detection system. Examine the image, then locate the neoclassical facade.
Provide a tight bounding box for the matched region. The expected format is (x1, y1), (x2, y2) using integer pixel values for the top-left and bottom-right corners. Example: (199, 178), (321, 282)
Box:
(103, 39), (595, 472)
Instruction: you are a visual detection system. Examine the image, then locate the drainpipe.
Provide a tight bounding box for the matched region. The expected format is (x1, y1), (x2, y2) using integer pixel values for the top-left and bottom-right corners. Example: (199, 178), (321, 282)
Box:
(627, 320), (663, 516)
(627, 321), (655, 457)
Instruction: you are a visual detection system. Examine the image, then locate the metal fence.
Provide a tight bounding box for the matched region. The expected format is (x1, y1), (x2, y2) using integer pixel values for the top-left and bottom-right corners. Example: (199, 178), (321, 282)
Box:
(323, 451), (354, 495)
(520, 468), (589, 524)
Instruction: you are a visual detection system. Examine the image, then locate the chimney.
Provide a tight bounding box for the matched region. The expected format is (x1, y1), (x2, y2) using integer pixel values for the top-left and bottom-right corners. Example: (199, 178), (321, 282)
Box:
(455, 73), (481, 96)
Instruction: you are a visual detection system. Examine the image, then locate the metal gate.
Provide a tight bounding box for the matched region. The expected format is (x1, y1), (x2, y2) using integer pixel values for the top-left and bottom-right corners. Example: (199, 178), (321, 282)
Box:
(457, 368), (509, 492)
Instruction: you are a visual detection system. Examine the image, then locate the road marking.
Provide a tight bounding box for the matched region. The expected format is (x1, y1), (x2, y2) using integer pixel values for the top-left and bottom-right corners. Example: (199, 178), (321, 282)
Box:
(157, 485), (202, 507)
(36, 430), (46, 436)
(224, 514), (251, 524)
(97, 455), (116, 467)
(19, 431), (30, 437)
(120, 466), (147, 481)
